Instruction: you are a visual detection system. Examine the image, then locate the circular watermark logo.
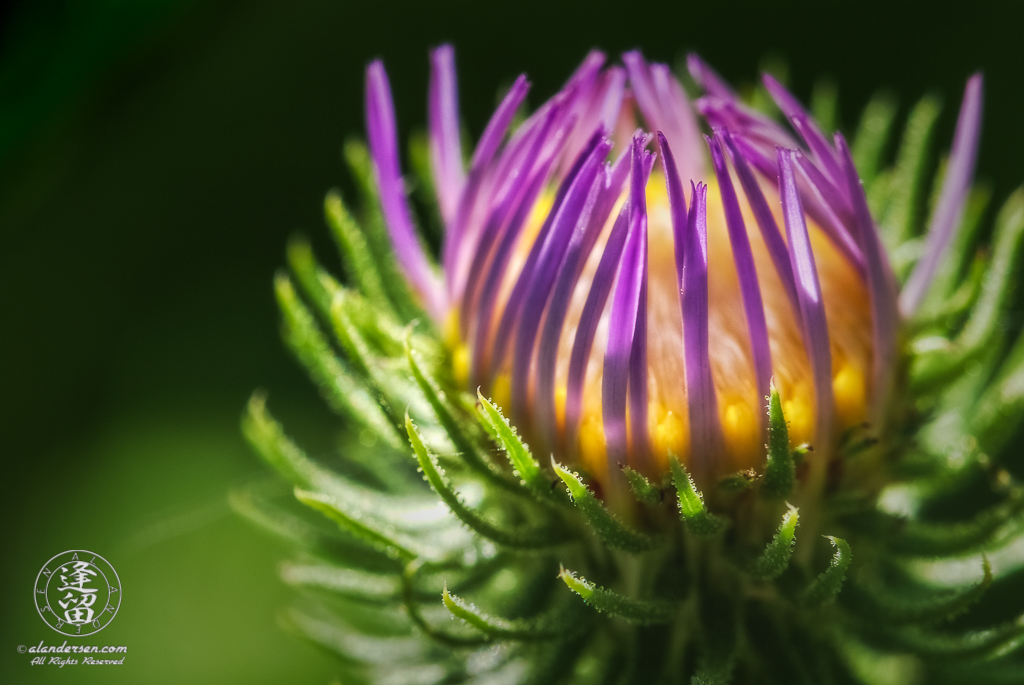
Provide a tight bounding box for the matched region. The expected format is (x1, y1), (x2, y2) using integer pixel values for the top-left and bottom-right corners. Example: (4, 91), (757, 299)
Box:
(34, 551), (121, 636)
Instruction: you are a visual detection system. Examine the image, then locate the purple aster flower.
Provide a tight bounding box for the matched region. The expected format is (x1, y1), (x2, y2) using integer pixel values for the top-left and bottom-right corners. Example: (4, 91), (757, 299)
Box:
(365, 47), (982, 492)
(247, 42), (1024, 683)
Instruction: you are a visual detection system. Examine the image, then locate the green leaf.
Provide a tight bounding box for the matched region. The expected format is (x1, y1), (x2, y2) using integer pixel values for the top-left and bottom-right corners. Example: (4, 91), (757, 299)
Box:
(670, 456), (725, 536)
(551, 459), (658, 553)
(621, 465), (663, 506)
(852, 90), (898, 188)
(763, 380), (795, 499)
(324, 189), (392, 310)
(406, 413), (565, 549)
(749, 504), (799, 579)
(274, 275), (403, 449)
(558, 567), (678, 625)
(442, 585), (569, 640)
(801, 536), (852, 608)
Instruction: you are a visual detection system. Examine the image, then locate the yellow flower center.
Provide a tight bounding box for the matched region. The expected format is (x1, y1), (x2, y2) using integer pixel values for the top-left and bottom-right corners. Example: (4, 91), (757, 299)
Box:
(453, 171), (872, 481)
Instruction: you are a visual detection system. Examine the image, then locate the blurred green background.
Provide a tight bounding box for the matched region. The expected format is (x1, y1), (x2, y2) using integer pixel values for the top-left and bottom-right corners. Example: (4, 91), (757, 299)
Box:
(2, 0), (1023, 682)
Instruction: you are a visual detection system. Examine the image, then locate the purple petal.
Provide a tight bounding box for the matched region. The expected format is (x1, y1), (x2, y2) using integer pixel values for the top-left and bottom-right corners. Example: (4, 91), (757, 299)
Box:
(721, 130), (801, 317)
(511, 135), (612, 418)
(561, 144), (643, 450)
(559, 65), (622, 181)
(788, 112), (845, 187)
(486, 130), (605, 382)
(365, 60), (445, 319)
(459, 105), (560, 342)
(598, 67), (628, 132)
(566, 49), (607, 90)
(657, 132), (688, 282)
(627, 201), (651, 464)
(728, 130), (867, 275)
(469, 110), (572, 384)
(622, 51), (663, 128)
(697, 95), (798, 150)
(651, 63), (703, 176)
(686, 53), (736, 100)
(564, 202), (630, 453)
(778, 148), (834, 452)
(623, 51), (702, 182)
(680, 182), (722, 478)
(900, 73), (984, 315)
(708, 133), (773, 435)
(532, 169), (609, 448)
(444, 74), (531, 296)
(761, 74), (849, 191)
(603, 136), (654, 466)
(792, 152), (866, 274)
(428, 45), (465, 228)
(835, 133), (900, 418)
(793, 147), (854, 220)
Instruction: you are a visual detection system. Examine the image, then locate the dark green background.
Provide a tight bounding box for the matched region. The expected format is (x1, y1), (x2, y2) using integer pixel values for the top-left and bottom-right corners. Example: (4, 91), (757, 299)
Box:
(2, 1), (1023, 682)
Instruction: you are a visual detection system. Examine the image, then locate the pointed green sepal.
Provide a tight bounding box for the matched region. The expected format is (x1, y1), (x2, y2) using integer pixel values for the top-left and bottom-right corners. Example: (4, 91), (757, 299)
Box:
(910, 188), (1024, 391)
(810, 78), (837, 134)
(228, 487), (400, 574)
(891, 494), (1024, 556)
(324, 189), (391, 309)
(801, 536), (853, 608)
(670, 456), (725, 536)
(763, 380), (795, 499)
(476, 390), (544, 491)
(749, 504), (799, 579)
(870, 606), (1024, 661)
(342, 140), (424, 321)
(850, 557), (992, 625)
(916, 185), (992, 320)
(273, 275), (403, 448)
(442, 584), (569, 640)
(558, 567), (678, 625)
(852, 90), (898, 188)
(286, 236), (333, 317)
(280, 562), (402, 602)
(406, 413), (564, 549)
(621, 465), (663, 505)
(295, 488), (440, 563)
(880, 95), (942, 253)
(552, 458), (658, 553)
(405, 334), (523, 493)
